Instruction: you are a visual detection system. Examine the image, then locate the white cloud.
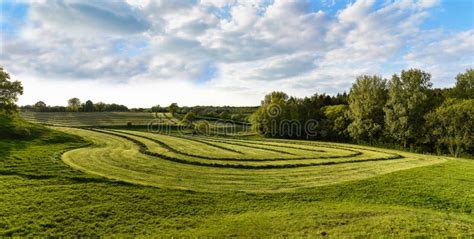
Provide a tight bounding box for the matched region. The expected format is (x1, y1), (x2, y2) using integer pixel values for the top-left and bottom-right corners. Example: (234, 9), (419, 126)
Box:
(0, 0), (472, 106)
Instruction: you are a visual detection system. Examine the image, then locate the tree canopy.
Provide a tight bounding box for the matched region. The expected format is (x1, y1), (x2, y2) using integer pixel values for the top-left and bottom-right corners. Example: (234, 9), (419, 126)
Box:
(347, 75), (387, 142)
(0, 67), (23, 114)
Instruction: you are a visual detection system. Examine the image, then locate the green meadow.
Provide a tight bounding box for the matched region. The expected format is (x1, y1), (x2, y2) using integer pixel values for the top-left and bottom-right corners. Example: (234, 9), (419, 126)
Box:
(1, 116), (473, 237)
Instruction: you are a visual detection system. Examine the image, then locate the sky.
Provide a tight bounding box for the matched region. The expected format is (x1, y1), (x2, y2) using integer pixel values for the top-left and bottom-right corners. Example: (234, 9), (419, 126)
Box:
(0, 0), (473, 107)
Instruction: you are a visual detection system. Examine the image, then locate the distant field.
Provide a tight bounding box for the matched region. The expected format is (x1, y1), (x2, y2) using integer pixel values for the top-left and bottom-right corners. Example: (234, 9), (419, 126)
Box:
(58, 127), (447, 192)
(20, 111), (175, 126)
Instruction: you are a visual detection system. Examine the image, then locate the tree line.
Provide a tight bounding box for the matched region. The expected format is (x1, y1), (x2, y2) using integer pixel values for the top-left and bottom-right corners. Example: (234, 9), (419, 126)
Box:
(21, 98), (129, 112)
(251, 69), (473, 157)
(23, 99), (257, 122)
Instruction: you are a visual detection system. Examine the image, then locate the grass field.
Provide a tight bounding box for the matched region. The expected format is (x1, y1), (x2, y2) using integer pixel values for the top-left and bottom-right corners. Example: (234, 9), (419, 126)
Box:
(1, 126), (473, 237)
(19, 111), (175, 126)
(1, 118), (473, 237)
(58, 127), (447, 192)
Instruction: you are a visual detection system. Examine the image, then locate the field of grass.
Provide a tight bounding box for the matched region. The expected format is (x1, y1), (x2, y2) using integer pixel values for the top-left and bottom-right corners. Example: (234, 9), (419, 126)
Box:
(19, 111), (175, 126)
(57, 128), (448, 192)
(1, 125), (473, 237)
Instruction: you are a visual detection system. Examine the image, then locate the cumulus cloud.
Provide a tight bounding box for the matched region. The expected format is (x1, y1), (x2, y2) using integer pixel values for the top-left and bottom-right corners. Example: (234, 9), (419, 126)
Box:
(0, 0), (472, 106)
(30, 0), (151, 34)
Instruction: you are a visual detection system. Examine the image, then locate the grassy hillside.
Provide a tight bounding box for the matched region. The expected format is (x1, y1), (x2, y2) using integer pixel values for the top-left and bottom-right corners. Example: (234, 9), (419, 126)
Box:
(19, 111), (174, 126)
(0, 113), (48, 139)
(1, 124), (472, 237)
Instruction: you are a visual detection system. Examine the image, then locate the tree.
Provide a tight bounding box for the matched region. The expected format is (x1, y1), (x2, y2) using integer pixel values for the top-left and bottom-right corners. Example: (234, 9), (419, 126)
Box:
(194, 121), (210, 135)
(34, 101), (47, 112)
(323, 104), (351, 140)
(67, 98), (81, 112)
(182, 112), (196, 124)
(250, 91), (289, 137)
(451, 69), (474, 99)
(426, 99), (473, 157)
(151, 105), (164, 113)
(95, 102), (107, 112)
(219, 111), (229, 119)
(347, 75), (387, 142)
(168, 103), (179, 116)
(84, 100), (94, 112)
(0, 67), (23, 114)
(384, 69), (432, 148)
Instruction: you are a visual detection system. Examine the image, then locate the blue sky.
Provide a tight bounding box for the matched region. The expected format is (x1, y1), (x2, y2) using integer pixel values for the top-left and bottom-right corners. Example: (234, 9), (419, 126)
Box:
(0, 0), (473, 107)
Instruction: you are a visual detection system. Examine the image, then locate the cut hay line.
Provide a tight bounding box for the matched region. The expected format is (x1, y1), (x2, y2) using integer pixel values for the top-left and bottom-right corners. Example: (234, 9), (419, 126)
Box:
(172, 135), (245, 154)
(107, 129), (365, 162)
(95, 129), (404, 169)
(19, 111), (177, 126)
(191, 136), (365, 159)
(109, 129), (298, 157)
(198, 136), (404, 159)
(184, 135), (326, 153)
(58, 127), (446, 192)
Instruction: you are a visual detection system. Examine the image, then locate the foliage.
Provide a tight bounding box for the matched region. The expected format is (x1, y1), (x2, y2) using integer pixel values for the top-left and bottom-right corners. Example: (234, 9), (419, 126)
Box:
(426, 99), (474, 157)
(194, 121), (210, 135)
(0, 67), (23, 114)
(384, 69), (433, 148)
(250, 91), (350, 139)
(84, 100), (95, 112)
(23, 100), (128, 112)
(347, 75), (387, 142)
(182, 112), (196, 123)
(451, 69), (474, 99)
(33, 101), (47, 111)
(67, 98), (81, 112)
(322, 104), (351, 140)
(168, 103), (179, 115)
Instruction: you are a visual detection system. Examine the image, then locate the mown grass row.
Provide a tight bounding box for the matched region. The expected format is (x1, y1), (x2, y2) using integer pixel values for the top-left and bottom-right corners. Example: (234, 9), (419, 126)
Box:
(109, 129), (323, 160)
(110, 129), (405, 163)
(109, 129), (366, 161)
(208, 136), (404, 159)
(58, 127), (446, 193)
(20, 111), (176, 126)
(94, 129), (404, 169)
(191, 135), (366, 159)
(183, 135), (326, 153)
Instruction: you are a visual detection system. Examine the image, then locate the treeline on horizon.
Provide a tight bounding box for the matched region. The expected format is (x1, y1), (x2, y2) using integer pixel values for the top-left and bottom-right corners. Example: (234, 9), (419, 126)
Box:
(21, 98), (258, 122)
(251, 68), (473, 158)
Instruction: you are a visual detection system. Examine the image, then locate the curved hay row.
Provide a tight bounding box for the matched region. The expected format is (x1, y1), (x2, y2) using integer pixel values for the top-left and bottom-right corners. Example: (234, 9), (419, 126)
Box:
(109, 129), (298, 158)
(114, 129), (378, 159)
(58, 127), (447, 192)
(198, 136), (404, 159)
(92, 129), (403, 169)
(108, 129), (359, 161)
(105, 129), (395, 165)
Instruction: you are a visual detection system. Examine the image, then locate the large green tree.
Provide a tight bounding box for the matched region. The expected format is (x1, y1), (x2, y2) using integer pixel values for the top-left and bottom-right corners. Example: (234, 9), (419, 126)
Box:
(451, 69), (473, 99)
(384, 69), (432, 148)
(347, 75), (387, 142)
(84, 100), (95, 112)
(0, 67), (23, 114)
(34, 101), (47, 112)
(67, 98), (81, 112)
(323, 104), (351, 140)
(168, 103), (179, 116)
(94, 102), (107, 112)
(426, 99), (473, 157)
(250, 91), (289, 137)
